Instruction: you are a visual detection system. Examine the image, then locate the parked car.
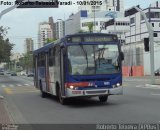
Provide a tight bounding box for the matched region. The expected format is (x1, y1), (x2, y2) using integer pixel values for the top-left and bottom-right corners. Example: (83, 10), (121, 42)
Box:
(0, 72), (4, 75)
(27, 73), (34, 77)
(11, 72), (17, 76)
(6, 71), (11, 74)
(20, 71), (27, 76)
(155, 68), (160, 76)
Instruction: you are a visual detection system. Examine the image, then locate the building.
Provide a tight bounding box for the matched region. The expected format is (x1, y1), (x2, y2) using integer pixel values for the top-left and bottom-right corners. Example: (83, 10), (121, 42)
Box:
(24, 38), (34, 54)
(49, 17), (56, 39)
(55, 20), (65, 39)
(78, 0), (124, 14)
(10, 53), (23, 62)
(65, 11), (88, 35)
(123, 1), (160, 76)
(101, 16), (130, 44)
(38, 18), (55, 48)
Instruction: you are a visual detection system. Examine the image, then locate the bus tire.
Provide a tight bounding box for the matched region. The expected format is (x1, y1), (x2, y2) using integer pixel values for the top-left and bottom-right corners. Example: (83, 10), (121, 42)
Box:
(99, 95), (108, 102)
(58, 87), (67, 105)
(39, 81), (46, 98)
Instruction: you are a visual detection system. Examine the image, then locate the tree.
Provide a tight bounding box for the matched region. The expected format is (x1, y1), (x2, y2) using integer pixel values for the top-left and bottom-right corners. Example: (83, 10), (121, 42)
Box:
(87, 22), (94, 33)
(0, 26), (14, 63)
(44, 38), (57, 45)
(18, 53), (33, 73)
(78, 29), (85, 33)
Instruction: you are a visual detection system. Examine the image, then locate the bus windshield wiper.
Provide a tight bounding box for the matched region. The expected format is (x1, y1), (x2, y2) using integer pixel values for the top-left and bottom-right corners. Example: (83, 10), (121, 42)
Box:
(79, 44), (88, 68)
(92, 45), (96, 73)
(97, 48), (106, 67)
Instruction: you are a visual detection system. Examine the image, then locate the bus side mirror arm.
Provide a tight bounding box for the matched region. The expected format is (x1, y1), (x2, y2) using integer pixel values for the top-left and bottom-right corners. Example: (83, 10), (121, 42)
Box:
(120, 52), (124, 61)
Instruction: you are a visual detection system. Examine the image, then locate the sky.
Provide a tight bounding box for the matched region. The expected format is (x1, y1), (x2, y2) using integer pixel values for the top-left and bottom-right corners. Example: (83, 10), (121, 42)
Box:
(0, 0), (158, 53)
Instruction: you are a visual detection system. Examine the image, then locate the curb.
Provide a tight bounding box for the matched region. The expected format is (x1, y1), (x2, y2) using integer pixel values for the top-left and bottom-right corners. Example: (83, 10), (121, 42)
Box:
(0, 99), (13, 124)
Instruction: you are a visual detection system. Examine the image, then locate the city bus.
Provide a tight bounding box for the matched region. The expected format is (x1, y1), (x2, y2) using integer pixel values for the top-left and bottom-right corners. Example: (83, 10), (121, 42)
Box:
(33, 33), (124, 104)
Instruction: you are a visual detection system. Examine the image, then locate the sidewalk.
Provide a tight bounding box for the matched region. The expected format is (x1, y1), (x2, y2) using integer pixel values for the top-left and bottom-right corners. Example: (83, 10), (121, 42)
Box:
(124, 76), (160, 85)
(0, 97), (13, 124)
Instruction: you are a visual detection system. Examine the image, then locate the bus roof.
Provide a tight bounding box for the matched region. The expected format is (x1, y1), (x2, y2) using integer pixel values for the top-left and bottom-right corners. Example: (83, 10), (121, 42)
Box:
(34, 42), (53, 55)
(33, 33), (118, 55)
(65, 33), (117, 37)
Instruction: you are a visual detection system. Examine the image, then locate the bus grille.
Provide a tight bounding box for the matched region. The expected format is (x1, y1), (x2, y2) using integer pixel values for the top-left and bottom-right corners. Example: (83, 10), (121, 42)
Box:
(86, 90), (107, 94)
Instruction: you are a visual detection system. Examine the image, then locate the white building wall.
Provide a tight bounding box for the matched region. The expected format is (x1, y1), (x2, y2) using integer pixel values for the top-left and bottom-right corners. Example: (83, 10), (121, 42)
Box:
(65, 12), (81, 35)
(125, 2), (160, 75)
(56, 20), (65, 39)
(78, 0), (124, 14)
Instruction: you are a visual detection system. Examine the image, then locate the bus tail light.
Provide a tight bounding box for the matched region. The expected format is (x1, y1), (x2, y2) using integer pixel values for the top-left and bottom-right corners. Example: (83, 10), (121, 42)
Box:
(65, 82), (89, 89)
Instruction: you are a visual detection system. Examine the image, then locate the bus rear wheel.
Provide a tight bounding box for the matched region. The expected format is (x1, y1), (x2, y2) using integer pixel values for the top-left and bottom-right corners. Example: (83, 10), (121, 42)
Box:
(58, 87), (67, 105)
(99, 95), (108, 102)
(40, 81), (46, 98)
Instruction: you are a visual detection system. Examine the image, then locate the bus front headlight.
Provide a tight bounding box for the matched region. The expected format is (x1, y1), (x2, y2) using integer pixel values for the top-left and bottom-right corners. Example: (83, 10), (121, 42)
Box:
(116, 83), (121, 87)
(69, 86), (74, 89)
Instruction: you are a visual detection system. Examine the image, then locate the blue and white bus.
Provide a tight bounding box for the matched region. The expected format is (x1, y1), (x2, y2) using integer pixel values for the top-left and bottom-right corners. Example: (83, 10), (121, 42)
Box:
(33, 33), (124, 104)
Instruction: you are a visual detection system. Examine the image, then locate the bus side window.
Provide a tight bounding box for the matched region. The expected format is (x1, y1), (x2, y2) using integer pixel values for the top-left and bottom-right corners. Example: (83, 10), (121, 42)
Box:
(55, 45), (60, 66)
(49, 47), (56, 67)
(49, 48), (53, 66)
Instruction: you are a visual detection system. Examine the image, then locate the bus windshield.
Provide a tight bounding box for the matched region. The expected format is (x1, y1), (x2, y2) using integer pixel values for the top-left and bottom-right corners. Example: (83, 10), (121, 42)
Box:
(68, 44), (120, 75)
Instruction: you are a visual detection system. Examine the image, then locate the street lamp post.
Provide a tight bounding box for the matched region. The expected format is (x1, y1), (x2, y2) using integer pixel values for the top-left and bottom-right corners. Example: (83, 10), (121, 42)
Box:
(133, 6), (155, 84)
(0, 0), (28, 20)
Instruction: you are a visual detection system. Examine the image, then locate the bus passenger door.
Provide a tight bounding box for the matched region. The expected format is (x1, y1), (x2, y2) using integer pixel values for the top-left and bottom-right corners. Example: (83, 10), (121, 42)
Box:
(45, 53), (50, 92)
(34, 56), (38, 88)
(60, 47), (66, 96)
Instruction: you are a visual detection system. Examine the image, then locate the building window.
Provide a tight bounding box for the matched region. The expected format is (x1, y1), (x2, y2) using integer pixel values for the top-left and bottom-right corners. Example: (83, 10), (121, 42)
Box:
(152, 23), (154, 27)
(141, 15), (144, 20)
(154, 33), (158, 37)
(130, 17), (135, 24)
(150, 12), (160, 18)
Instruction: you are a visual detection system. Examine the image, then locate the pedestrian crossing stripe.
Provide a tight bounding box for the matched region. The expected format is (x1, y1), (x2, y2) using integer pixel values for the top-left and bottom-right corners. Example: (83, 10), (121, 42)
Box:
(4, 88), (13, 94)
(3, 87), (39, 94)
(0, 84), (32, 88)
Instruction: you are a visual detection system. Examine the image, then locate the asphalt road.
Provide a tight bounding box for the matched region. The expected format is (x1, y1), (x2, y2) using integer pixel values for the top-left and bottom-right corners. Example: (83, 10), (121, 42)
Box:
(0, 75), (160, 125)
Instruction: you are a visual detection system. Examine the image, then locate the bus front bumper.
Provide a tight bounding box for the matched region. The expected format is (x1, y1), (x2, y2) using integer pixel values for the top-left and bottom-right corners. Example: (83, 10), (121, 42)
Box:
(65, 86), (123, 98)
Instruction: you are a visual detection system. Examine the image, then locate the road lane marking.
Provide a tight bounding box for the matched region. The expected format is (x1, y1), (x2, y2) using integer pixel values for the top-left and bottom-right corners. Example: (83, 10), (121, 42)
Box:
(145, 84), (160, 88)
(4, 88), (13, 94)
(12, 90), (39, 94)
(9, 84), (14, 88)
(151, 93), (160, 96)
(136, 85), (160, 89)
(24, 84), (30, 86)
(2, 85), (6, 88)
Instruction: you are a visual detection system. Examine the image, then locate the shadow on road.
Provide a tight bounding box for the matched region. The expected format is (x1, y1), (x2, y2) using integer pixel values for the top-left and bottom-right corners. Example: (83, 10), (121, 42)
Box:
(45, 94), (118, 108)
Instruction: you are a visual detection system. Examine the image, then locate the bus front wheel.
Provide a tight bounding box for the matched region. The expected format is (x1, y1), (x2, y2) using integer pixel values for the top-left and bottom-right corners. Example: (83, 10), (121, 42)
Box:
(58, 87), (67, 105)
(99, 95), (108, 102)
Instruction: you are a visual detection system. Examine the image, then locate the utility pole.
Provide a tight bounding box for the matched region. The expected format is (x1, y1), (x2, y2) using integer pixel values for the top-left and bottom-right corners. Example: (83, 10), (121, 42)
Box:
(0, 0), (27, 20)
(133, 6), (155, 84)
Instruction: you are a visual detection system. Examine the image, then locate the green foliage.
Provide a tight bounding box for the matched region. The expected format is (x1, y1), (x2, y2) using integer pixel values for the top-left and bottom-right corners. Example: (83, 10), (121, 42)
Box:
(19, 53), (33, 71)
(44, 38), (57, 45)
(87, 22), (93, 33)
(0, 26), (14, 63)
(78, 29), (85, 33)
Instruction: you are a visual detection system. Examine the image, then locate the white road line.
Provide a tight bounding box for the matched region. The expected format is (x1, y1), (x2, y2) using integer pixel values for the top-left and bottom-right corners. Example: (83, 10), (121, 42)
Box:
(136, 85), (160, 89)
(17, 84), (22, 87)
(145, 84), (160, 88)
(1, 85), (6, 88)
(24, 84), (30, 86)
(151, 93), (160, 96)
(9, 84), (14, 88)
